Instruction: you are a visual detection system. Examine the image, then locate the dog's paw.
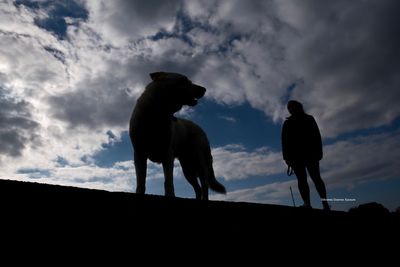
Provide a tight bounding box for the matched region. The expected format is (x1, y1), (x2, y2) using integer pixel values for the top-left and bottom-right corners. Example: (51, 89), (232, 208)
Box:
(165, 189), (175, 198)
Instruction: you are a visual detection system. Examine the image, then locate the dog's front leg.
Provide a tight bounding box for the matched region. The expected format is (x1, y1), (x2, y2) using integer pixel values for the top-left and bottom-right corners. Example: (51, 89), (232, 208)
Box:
(134, 151), (147, 194)
(162, 152), (175, 197)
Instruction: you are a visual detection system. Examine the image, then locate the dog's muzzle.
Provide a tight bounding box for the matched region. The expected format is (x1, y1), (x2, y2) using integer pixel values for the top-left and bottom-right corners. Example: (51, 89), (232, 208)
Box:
(186, 85), (206, 106)
(195, 85), (206, 98)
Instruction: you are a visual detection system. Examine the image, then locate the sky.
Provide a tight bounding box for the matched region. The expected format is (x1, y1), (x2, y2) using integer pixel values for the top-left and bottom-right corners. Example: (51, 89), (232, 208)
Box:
(1, 0), (399, 211)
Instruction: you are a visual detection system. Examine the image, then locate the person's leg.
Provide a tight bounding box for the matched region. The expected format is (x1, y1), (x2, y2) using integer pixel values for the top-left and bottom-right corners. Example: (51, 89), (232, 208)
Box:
(292, 162), (311, 207)
(307, 161), (330, 210)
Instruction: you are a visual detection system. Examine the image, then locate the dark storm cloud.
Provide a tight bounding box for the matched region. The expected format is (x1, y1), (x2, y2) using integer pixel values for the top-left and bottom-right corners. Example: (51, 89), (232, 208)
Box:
(117, 0), (179, 21)
(47, 40), (207, 130)
(283, 0), (400, 136)
(0, 90), (40, 157)
(291, 0), (400, 85)
(49, 79), (135, 129)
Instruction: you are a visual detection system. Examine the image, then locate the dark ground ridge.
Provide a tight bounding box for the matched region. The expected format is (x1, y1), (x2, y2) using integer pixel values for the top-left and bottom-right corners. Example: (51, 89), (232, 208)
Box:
(0, 179), (398, 263)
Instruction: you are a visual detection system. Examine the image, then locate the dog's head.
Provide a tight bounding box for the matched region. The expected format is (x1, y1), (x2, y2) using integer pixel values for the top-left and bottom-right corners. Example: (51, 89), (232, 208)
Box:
(149, 72), (206, 113)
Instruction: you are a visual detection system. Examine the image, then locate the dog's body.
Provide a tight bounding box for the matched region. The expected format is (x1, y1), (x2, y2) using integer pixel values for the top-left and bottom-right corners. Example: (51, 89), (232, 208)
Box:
(129, 72), (226, 200)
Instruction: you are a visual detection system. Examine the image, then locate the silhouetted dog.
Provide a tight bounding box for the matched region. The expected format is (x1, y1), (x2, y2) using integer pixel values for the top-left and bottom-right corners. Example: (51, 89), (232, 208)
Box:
(129, 72), (226, 200)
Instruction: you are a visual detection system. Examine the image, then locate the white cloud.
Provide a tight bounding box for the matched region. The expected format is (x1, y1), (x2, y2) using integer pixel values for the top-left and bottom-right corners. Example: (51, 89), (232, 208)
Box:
(213, 144), (284, 181)
(322, 131), (400, 189)
(218, 115), (236, 123)
(0, 18), (67, 96)
(83, 0), (180, 46)
(0, 2), (130, 183)
(184, 1), (294, 121)
(211, 180), (296, 205)
(197, 35), (292, 121)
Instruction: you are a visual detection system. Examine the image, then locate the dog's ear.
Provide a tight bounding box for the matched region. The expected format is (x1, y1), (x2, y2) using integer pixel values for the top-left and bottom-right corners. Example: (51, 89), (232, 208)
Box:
(150, 72), (167, 81)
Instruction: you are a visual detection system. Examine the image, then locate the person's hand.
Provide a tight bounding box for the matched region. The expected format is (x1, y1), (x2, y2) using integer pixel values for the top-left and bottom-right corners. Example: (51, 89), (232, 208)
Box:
(286, 161), (294, 176)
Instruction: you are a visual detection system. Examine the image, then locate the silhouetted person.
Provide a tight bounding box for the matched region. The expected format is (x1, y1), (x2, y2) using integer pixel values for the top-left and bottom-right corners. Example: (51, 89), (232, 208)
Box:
(281, 100), (330, 210)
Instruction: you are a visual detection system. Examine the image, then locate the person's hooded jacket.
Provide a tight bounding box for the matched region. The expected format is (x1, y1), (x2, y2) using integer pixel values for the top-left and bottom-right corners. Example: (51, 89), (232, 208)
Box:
(281, 113), (323, 162)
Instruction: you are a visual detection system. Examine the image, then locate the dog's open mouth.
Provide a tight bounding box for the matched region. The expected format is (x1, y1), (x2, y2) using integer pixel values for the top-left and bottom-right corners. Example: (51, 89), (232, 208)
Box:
(183, 84), (206, 106)
(187, 98), (198, 106)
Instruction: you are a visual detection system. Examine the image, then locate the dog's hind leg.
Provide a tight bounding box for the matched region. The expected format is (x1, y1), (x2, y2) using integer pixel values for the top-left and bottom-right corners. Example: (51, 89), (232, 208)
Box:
(198, 154), (215, 200)
(199, 173), (209, 201)
(134, 151), (147, 194)
(188, 176), (202, 200)
(162, 152), (175, 197)
(179, 158), (202, 200)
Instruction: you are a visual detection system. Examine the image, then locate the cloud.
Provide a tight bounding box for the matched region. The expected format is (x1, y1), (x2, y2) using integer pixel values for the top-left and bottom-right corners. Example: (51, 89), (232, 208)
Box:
(0, 90), (40, 158)
(184, 1), (294, 121)
(0, 20), (66, 94)
(218, 115), (236, 123)
(14, 0), (88, 39)
(46, 35), (208, 130)
(212, 131), (400, 205)
(276, 0), (400, 137)
(12, 161), (135, 192)
(322, 131), (400, 189)
(83, 0), (180, 46)
(48, 77), (135, 129)
(184, 0), (400, 137)
(211, 180), (296, 205)
(212, 144), (284, 181)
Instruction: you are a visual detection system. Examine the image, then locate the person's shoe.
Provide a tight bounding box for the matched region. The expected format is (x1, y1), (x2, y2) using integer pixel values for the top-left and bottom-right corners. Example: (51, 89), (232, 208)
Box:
(322, 201), (331, 211)
(299, 204), (312, 209)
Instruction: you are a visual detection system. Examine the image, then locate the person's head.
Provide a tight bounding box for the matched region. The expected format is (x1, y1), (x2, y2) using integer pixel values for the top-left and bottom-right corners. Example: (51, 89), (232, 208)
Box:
(287, 100), (304, 115)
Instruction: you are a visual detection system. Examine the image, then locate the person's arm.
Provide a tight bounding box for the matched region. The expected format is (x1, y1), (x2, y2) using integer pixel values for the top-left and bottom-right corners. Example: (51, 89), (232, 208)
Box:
(281, 121), (290, 163)
(310, 116), (323, 160)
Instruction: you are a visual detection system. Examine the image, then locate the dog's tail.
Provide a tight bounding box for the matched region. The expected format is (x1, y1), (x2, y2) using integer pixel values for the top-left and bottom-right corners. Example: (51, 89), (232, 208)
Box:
(209, 175), (226, 194)
(207, 163), (226, 194)
(199, 137), (226, 194)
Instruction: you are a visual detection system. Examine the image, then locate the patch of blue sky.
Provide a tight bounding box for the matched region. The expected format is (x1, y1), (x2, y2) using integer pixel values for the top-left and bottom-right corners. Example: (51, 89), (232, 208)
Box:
(17, 168), (51, 179)
(93, 132), (133, 168)
(189, 99), (282, 151)
(55, 156), (69, 167)
(143, 178), (167, 196)
(174, 8), (214, 34)
(15, 0), (88, 39)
